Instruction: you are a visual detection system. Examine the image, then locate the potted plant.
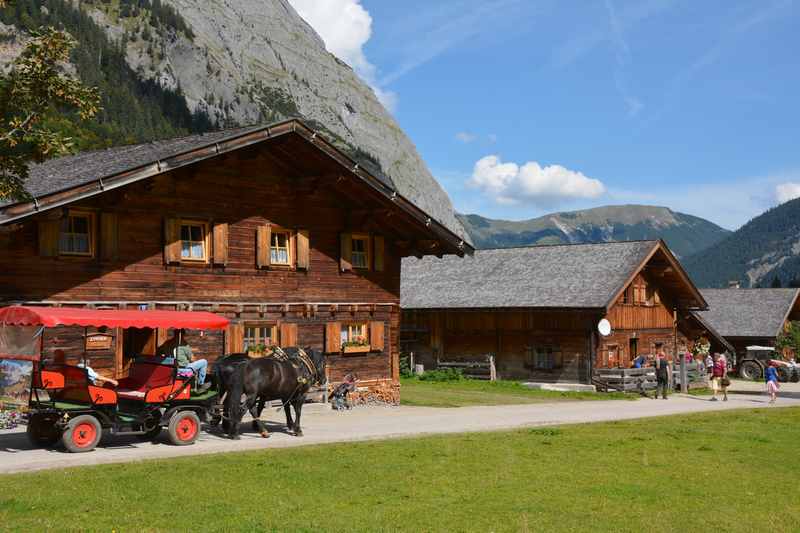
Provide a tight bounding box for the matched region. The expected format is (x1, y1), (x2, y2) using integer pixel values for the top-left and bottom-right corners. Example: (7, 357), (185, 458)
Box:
(342, 335), (370, 354)
(247, 343), (269, 357)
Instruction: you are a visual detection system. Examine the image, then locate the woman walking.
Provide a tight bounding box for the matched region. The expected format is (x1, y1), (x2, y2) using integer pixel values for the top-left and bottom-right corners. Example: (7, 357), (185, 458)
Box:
(710, 353), (729, 402)
(765, 362), (780, 404)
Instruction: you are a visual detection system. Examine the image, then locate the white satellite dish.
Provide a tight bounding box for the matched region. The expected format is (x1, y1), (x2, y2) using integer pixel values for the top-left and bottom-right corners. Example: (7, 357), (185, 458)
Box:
(598, 319), (612, 337)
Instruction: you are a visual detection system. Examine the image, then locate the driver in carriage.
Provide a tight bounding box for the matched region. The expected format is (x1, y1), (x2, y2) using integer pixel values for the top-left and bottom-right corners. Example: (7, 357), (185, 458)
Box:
(159, 329), (211, 393)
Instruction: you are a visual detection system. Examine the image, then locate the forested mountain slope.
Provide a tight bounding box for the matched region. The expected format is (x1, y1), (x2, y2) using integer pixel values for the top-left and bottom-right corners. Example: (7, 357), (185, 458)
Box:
(683, 199), (800, 288)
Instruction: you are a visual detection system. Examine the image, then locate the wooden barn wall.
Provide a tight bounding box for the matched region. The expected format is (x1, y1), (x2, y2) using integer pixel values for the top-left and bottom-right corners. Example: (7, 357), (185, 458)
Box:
(0, 151), (407, 388)
(401, 309), (596, 382)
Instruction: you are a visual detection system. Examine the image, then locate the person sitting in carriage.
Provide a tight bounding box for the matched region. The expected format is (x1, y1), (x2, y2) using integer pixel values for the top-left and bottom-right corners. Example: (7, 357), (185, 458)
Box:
(160, 329), (211, 393)
(54, 349), (118, 387)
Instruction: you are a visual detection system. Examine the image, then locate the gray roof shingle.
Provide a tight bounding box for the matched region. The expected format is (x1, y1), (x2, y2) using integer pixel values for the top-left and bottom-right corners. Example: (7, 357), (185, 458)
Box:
(695, 288), (799, 338)
(401, 240), (658, 309)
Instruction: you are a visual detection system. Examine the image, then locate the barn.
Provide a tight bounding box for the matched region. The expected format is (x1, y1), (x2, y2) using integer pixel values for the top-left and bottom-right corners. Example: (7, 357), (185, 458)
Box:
(401, 240), (726, 383)
(694, 288), (800, 359)
(0, 119), (471, 401)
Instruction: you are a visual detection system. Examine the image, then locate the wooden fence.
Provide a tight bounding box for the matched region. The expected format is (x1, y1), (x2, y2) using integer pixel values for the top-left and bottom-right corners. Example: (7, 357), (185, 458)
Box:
(593, 362), (707, 393)
(436, 355), (497, 381)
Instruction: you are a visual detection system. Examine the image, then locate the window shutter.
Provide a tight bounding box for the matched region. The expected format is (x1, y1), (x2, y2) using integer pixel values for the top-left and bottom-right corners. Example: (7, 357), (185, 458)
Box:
(296, 230), (310, 270)
(164, 218), (181, 264)
(227, 323), (244, 354)
(279, 323), (298, 348)
(370, 321), (385, 352)
(38, 219), (59, 257)
(325, 322), (341, 353)
(340, 233), (352, 272)
(213, 223), (228, 266)
(374, 235), (384, 272)
(256, 224), (271, 269)
(100, 212), (119, 261)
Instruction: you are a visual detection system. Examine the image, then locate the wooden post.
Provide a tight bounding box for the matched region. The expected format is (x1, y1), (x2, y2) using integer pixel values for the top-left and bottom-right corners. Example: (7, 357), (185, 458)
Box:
(489, 354), (497, 382)
(409, 351), (415, 375)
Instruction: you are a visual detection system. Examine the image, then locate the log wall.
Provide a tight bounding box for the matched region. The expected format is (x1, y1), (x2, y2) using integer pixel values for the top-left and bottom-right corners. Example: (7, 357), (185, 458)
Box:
(0, 149), (412, 394)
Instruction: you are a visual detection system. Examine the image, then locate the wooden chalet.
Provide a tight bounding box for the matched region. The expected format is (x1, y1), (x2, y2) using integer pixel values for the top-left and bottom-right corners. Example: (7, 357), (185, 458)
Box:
(0, 119), (471, 401)
(401, 240), (723, 383)
(694, 288), (800, 358)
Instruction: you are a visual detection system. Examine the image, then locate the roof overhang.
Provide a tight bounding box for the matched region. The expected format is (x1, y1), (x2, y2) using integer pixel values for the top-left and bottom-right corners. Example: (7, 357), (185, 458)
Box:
(603, 240), (707, 312)
(0, 119), (472, 257)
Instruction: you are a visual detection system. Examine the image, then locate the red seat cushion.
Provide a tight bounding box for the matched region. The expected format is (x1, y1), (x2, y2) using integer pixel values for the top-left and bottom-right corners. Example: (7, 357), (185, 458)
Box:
(117, 362), (176, 401)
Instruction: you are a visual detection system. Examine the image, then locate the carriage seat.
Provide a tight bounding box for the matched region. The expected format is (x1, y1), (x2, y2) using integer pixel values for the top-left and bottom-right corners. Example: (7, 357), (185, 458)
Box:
(116, 360), (189, 402)
(38, 363), (117, 406)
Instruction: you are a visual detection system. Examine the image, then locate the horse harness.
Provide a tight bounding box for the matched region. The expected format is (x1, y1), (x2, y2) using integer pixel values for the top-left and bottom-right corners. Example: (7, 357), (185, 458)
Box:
(267, 346), (321, 386)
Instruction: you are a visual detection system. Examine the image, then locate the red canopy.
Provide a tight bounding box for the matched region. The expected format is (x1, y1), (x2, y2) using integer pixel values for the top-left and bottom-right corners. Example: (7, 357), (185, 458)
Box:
(0, 306), (230, 330)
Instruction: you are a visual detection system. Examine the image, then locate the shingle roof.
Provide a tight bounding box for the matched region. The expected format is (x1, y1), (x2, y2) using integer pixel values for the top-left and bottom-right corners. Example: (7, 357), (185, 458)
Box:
(695, 288), (800, 339)
(0, 120), (467, 247)
(401, 240), (659, 309)
(1, 126), (262, 204)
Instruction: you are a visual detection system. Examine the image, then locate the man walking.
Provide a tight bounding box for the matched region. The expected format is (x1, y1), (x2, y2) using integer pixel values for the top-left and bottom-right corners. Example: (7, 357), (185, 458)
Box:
(654, 351), (671, 400)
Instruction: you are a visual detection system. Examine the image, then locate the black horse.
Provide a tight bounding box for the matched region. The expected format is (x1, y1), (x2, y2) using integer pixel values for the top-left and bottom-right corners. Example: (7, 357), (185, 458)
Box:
(215, 347), (324, 439)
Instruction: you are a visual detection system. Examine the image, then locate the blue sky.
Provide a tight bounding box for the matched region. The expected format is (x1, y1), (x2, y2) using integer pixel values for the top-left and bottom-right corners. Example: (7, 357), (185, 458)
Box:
(291, 0), (800, 230)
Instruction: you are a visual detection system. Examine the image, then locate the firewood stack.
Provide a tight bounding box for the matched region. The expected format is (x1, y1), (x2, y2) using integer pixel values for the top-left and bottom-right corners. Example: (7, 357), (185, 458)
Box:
(328, 381), (400, 406)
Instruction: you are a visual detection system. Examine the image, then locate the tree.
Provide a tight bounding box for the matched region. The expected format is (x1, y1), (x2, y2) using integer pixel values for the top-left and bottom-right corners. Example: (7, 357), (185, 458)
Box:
(0, 25), (100, 201)
(771, 275), (782, 288)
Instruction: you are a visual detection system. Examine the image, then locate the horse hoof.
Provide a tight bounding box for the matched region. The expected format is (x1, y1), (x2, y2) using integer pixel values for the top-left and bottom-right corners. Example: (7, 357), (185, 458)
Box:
(294, 431), (303, 437)
(232, 434), (241, 441)
(260, 431), (270, 439)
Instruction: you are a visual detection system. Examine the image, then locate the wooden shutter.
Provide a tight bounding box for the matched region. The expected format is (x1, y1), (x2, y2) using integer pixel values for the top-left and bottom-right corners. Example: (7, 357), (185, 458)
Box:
(213, 223), (228, 265)
(296, 230), (310, 270)
(374, 235), (384, 272)
(227, 323), (244, 354)
(38, 219), (59, 257)
(256, 225), (271, 269)
(279, 323), (298, 348)
(325, 322), (341, 353)
(100, 212), (119, 261)
(164, 218), (181, 264)
(370, 321), (385, 352)
(340, 233), (352, 272)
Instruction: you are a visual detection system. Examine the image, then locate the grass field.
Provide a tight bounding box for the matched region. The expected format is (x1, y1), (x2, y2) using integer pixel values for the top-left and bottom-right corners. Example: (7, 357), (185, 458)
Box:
(399, 377), (631, 407)
(3, 408), (799, 532)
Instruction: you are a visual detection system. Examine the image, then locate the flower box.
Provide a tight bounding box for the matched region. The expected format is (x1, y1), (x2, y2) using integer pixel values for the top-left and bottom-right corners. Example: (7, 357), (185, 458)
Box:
(343, 345), (370, 354)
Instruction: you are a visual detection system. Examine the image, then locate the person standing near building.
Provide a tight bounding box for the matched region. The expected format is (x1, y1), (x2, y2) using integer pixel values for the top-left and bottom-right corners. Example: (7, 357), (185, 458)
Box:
(710, 353), (729, 401)
(654, 352), (670, 400)
(765, 361), (780, 404)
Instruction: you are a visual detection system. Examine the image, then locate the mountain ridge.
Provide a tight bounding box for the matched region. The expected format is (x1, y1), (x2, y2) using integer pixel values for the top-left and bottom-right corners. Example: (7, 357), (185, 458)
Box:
(458, 205), (731, 258)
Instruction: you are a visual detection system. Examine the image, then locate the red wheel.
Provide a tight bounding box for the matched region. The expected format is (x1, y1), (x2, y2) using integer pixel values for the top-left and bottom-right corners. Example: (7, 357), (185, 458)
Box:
(62, 415), (102, 453)
(167, 411), (200, 446)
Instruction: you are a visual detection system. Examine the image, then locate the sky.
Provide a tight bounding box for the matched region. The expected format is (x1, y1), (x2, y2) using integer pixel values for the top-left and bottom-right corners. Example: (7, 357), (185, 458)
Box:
(288, 0), (800, 230)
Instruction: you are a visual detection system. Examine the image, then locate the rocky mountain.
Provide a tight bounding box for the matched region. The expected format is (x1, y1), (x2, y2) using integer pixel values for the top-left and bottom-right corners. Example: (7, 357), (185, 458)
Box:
(0, 0), (467, 241)
(458, 205), (730, 258)
(683, 199), (800, 288)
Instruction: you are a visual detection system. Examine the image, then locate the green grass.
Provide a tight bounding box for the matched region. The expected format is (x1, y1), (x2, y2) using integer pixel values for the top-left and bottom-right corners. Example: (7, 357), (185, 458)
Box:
(2, 408), (799, 531)
(399, 377), (631, 407)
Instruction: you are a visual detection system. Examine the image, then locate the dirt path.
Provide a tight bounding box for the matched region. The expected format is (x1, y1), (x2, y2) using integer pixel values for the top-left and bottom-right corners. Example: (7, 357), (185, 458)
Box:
(2, 391), (798, 475)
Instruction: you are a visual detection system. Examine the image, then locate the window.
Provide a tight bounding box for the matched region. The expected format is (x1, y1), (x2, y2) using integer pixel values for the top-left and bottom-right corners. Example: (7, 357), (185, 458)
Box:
(244, 324), (277, 353)
(270, 231), (291, 265)
(622, 286), (632, 305)
(341, 322), (368, 348)
(531, 345), (562, 370)
(180, 222), (207, 261)
(59, 211), (94, 256)
(351, 235), (369, 269)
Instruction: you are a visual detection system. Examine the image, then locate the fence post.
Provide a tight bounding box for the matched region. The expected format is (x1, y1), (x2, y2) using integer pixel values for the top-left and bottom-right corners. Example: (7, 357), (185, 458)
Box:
(409, 352), (415, 375)
(489, 354), (496, 382)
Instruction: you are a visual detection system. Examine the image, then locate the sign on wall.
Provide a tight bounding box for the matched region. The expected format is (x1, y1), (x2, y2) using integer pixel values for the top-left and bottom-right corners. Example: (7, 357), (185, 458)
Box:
(85, 332), (114, 351)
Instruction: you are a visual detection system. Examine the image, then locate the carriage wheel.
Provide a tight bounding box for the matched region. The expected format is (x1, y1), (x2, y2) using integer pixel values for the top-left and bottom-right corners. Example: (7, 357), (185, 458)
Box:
(62, 415), (102, 453)
(26, 413), (60, 447)
(168, 411), (200, 446)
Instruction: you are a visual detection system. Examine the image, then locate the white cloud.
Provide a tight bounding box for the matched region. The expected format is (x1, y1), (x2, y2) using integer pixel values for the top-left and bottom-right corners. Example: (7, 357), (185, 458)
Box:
(467, 155), (606, 207)
(288, 0), (397, 112)
(455, 132), (477, 143)
(775, 182), (800, 204)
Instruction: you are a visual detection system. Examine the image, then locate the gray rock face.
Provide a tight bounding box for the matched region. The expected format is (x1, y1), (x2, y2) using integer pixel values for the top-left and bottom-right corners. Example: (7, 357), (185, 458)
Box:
(84, 0), (468, 243)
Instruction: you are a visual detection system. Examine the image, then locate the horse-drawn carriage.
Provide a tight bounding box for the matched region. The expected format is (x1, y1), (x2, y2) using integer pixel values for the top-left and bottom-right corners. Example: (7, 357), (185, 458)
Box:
(0, 306), (231, 452)
(0, 305), (326, 453)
